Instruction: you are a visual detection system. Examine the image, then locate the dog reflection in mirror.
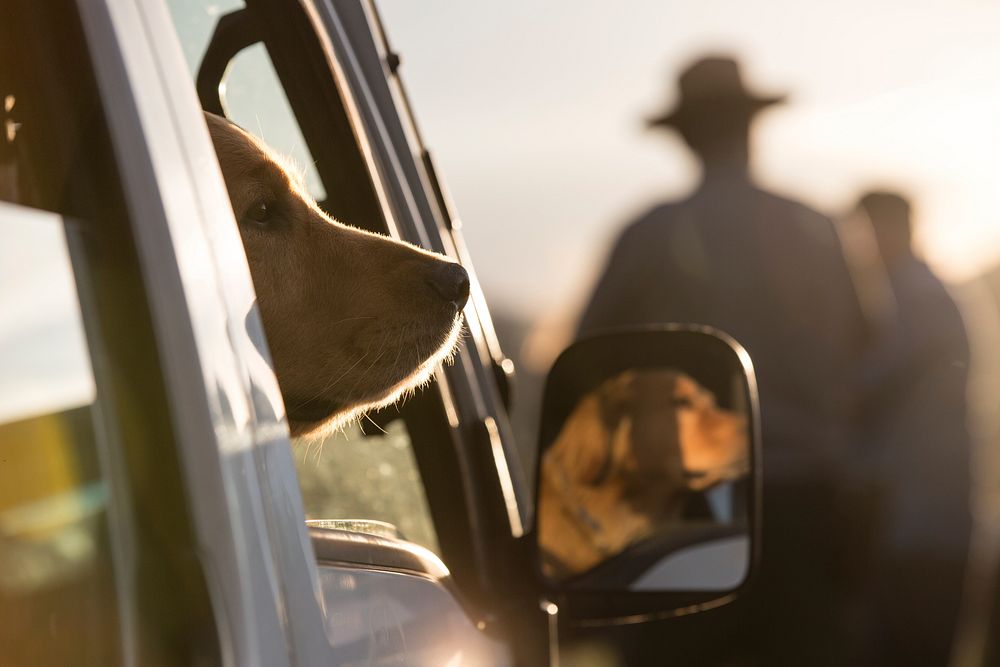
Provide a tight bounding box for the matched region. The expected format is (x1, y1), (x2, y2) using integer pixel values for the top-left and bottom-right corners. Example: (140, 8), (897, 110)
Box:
(538, 369), (749, 579)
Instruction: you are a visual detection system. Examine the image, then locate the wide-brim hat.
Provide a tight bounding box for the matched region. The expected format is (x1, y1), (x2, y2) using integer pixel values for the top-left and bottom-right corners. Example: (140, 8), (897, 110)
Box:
(646, 55), (787, 130)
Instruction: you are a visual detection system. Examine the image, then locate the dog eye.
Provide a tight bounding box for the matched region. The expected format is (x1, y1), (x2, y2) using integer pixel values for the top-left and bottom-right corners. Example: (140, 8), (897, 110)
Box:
(246, 201), (272, 226)
(671, 396), (694, 409)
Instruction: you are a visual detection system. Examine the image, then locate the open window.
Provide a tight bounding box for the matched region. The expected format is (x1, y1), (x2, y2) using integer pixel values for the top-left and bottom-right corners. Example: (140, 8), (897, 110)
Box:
(165, 0), (471, 561)
(165, 3), (534, 644)
(167, 0), (447, 558)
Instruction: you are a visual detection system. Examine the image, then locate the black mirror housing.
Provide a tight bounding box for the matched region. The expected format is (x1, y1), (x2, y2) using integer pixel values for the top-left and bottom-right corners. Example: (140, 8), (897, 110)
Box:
(531, 325), (761, 624)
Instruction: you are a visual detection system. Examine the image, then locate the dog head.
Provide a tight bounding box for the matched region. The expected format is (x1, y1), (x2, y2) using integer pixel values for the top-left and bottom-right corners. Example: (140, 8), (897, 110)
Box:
(549, 368), (748, 495)
(539, 369), (749, 576)
(205, 112), (468, 436)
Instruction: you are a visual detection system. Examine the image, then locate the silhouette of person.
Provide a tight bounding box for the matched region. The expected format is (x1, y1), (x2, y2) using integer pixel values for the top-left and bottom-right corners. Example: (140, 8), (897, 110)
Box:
(850, 192), (972, 665)
(578, 55), (867, 663)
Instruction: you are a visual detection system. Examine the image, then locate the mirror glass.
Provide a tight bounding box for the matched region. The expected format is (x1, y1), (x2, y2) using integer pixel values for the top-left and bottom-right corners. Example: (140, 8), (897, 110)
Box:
(536, 327), (756, 593)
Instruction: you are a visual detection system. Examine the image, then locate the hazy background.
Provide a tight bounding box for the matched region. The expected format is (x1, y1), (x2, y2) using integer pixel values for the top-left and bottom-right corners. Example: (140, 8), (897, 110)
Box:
(379, 0), (1000, 365)
(376, 3), (1000, 660)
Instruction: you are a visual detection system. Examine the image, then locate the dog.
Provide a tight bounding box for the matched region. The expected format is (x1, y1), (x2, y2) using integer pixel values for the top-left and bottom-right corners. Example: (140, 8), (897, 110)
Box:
(538, 369), (749, 579)
(205, 112), (469, 436)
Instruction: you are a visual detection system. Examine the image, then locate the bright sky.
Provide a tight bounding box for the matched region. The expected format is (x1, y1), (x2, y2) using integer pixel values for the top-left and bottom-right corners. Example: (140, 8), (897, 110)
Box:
(379, 0), (1000, 322)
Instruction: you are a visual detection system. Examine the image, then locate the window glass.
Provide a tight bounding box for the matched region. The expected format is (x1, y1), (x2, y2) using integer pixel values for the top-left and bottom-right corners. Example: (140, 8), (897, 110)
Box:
(167, 0), (326, 200)
(224, 44), (327, 201)
(298, 421), (440, 554)
(2, 2), (219, 663)
(0, 212), (95, 423)
(0, 207), (119, 666)
(168, 0), (245, 74)
(0, 6), (121, 663)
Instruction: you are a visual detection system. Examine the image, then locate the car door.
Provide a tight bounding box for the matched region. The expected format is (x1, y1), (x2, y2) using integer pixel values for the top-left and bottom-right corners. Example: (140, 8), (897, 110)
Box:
(5, 0), (532, 663)
(0, 1), (277, 663)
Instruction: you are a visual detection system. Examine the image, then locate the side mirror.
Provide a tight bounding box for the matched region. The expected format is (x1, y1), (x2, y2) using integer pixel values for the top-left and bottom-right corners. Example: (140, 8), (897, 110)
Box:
(532, 325), (760, 622)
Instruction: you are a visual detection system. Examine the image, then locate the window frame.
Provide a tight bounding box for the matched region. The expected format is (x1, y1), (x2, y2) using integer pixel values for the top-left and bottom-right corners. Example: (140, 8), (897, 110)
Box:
(0, 200), (124, 666)
(197, 0), (534, 619)
(72, 0), (334, 664)
(1, 0), (248, 661)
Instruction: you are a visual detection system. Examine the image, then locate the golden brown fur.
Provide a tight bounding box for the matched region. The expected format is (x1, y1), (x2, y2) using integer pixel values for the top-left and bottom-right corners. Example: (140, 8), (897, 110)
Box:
(205, 112), (468, 436)
(538, 369), (748, 578)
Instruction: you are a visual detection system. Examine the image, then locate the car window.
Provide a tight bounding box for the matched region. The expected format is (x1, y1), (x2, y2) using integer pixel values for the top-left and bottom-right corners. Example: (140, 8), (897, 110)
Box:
(224, 44), (327, 201)
(166, 0), (441, 556)
(298, 421), (439, 553)
(1, 3), (219, 663)
(168, 0), (326, 200)
(169, 0), (244, 71)
(0, 206), (119, 666)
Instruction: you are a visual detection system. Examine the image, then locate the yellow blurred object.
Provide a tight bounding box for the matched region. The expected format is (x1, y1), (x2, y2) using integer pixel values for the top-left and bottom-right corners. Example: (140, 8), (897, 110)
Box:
(0, 407), (106, 593)
(0, 410), (83, 512)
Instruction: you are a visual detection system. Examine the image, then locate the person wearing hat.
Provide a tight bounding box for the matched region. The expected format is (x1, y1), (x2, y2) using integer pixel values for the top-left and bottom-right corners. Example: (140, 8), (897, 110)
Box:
(578, 55), (868, 663)
(643, 56), (786, 183)
(848, 191), (972, 665)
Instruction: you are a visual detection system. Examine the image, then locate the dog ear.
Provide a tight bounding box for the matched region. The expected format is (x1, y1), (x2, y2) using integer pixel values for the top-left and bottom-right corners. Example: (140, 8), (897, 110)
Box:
(548, 392), (617, 485)
(549, 371), (646, 485)
(203, 110), (232, 149)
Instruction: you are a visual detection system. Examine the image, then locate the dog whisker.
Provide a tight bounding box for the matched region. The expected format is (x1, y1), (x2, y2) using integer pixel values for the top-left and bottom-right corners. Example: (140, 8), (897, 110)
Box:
(389, 328), (406, 383)
(327, 315), (376, 327)
(362, 412), (387, 435)
(313, 435), (324, 466)
(343, 345), (389, 399)
(296, 345), (372, 410)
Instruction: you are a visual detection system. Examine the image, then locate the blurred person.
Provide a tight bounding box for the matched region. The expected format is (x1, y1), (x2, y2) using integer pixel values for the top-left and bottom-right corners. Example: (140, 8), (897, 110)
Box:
(578, 55), (867, 663)
(850, 192), (972, 665)
(970, 260), (1000, 666)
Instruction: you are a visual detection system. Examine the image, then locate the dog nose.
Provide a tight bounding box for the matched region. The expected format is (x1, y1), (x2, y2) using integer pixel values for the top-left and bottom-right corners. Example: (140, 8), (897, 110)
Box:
(427, 261), (470, 309)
